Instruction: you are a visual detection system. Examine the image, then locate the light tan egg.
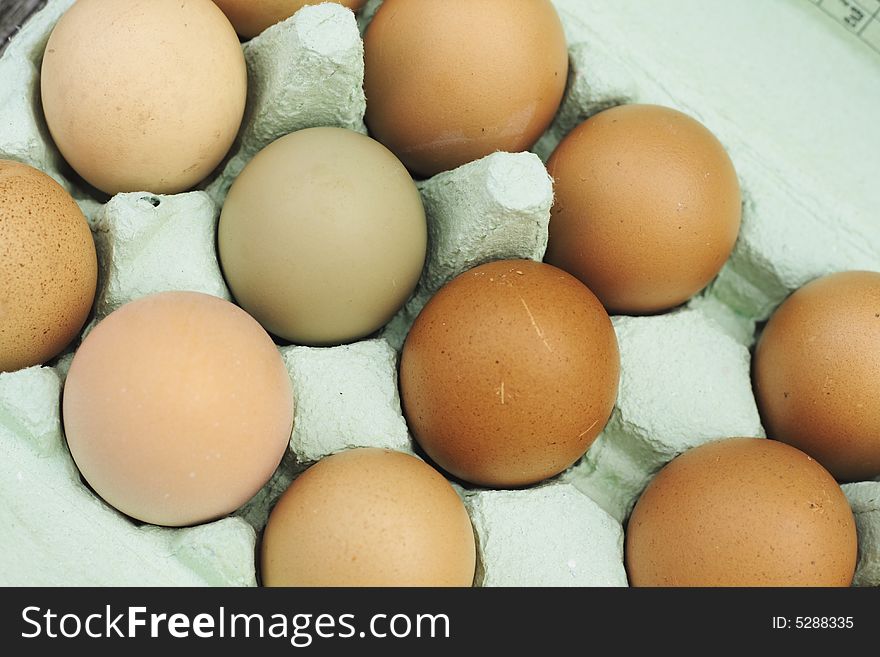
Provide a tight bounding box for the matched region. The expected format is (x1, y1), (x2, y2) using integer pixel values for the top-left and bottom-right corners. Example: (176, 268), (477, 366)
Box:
(754, 271), (880, 481)
(218, 127), (426, 346)
(364, 0), (569, 177)
(62, 291), (294, 527)
(626, 438), (858, 587)
(400, 260), (619, 488)
(212, 0), (367, 38)
(545, 104), (742, 315)
(41, 0), (247, 195)
(0, 160), (96, 373)
(261, 448), (476, 587)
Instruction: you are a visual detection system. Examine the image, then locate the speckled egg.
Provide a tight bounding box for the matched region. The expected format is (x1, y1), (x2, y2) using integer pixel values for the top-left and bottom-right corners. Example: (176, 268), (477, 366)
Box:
(400, 260), (620, 488)
(0, 160), (97, 373)
(754, 270), (880, 481)
(261, 448), (476, 586)
(626, 438), (858, 587)
(41, 0), (247, 195)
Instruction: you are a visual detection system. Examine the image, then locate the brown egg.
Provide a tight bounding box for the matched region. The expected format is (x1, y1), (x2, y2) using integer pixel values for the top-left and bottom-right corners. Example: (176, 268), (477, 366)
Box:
(41, 0), (247, 195)
(218, 127), (426, 346)
(212, 0), (366, 39)
(626, 438), (857, 587)
(0, 160), (96, 373)
(754, 271), (880, 481)
(545, 104), (742, 315)
(400, 260), (619, 488)
(261, 448), (476, 587)
(63, 292), (294, 527)
(364, 0), (568, 178)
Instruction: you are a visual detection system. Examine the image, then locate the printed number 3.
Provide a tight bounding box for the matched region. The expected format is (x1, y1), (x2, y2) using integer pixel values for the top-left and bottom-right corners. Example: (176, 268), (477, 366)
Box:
(845, 5), (865, 28)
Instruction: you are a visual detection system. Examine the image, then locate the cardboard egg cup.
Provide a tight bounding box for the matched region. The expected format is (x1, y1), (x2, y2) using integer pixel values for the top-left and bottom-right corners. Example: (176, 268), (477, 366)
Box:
(0, 0), (877, 586)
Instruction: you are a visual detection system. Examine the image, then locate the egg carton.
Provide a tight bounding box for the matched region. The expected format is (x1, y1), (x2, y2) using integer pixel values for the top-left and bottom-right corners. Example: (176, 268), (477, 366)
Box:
(1, 0), (878, 587)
